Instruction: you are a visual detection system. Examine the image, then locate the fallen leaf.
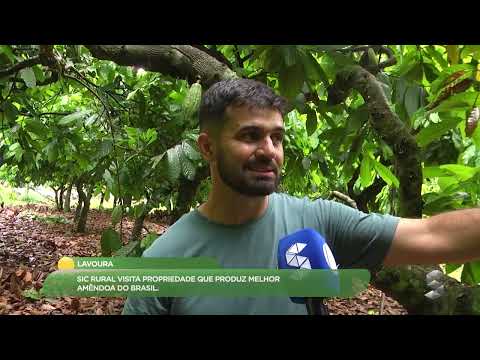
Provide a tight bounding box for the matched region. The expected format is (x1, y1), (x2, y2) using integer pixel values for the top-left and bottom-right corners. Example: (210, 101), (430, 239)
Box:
(71, 298), (80, 312)
(41, 304), (56, 312)
(15, 268), (25, 279)
(23, 271), (32, 284)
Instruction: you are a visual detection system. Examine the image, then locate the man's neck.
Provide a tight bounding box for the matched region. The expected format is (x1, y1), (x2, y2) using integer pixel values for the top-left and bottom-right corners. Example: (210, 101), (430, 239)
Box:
(198, 188), (269, 225)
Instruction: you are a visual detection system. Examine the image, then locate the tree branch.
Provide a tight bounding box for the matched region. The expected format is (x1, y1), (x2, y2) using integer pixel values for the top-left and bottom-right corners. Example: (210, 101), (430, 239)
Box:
(377, 46), (397, 70)
(84, 45), (237, 88)
(191, 45), (233, 69)
(0, 45), (56, 79)
(330, 191), (358, 209)
(0, 56), (42, 78)
(328, 65), (422, 218)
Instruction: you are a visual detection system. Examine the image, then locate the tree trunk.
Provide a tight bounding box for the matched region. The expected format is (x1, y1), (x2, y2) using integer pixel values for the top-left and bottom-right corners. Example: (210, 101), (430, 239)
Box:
(59, 185), (65, 211)
(75, 182), (90, 233)
(373, 265), (480, 314)
(52, 187), (59, 210)
(64, 183), (72, 212)
(99, 191), (105, 209)
(129, 208), (148, 243)
(123, 194), (132, 209)
(74, 200), (82, 225)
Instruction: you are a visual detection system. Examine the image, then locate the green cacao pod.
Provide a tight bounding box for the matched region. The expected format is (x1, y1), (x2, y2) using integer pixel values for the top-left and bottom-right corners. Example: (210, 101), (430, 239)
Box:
(182, 81), (202, 126)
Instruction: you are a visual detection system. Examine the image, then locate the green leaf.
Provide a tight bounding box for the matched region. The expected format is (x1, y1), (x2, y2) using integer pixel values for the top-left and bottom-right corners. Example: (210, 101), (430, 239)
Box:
(1, 101), (19, 123)
(445, 263), (462, 275)
(281, 46), (298, 67)
(423, 166), (450, 178)
(24, 118), (48, 136)
(113, 240), (141, 257)
(404, 63), (424, 83)
(103, 169), (114, 190)
(428, 92), (477, 114)
(360, 155), (374, 187)
(376, 73), (392, 101)
(7, 142), (23, 162)
(423, 63), (439, 83)
(416, 115), (463, 147)
(346, 106), (369, 133)
(22, 288), (42, 301)
(438, 177), (459, 192)
(472, 124), (480, 149)
(20, 67), (36, 88)
(100, 228), (122, 257)
(85, 114), (98, 126)
(58, 110), (89, 126)
(126, 89), (138, 101)
(304, 45), (350, 52)
(461, 261), (480, 285)
(373, 159), (399, 188)
(393, 77), (408, 106)
(424, 46), (448, 69)
(404, 85), (420, 118)
(111, 206), (122, 226)
(439, 164), (480, 181)
(279, 63), (305, 100)
(326, 51), (356, 67)
(305, 108), (317, 136)
(302, 157), (311, 170)
(44, 141), (57, 163)
(134, 203), (146, 219)
(0, 45), (16, 63)
(32, 65), (45, 83)
(300, 52), (329, 86)
(96, 140), (113, 159)
(141, 233), (158, 250)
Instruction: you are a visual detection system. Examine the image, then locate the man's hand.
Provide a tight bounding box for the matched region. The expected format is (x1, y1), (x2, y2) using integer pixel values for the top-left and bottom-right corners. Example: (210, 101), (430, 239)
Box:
(383, 208), (480, 267)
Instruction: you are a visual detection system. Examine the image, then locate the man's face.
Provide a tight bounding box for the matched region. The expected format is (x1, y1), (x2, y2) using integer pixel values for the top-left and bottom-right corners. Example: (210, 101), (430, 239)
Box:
(213, 106), (285, 197)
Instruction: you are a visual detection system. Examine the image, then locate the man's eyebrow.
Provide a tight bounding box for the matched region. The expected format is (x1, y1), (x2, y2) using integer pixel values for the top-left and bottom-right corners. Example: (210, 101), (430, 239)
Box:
(237, 125), (285, 133)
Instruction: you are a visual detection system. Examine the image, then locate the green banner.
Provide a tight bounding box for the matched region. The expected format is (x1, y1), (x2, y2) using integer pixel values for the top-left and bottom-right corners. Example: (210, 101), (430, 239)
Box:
(57, 257), (221, 270)
(41, 269), (370, 298)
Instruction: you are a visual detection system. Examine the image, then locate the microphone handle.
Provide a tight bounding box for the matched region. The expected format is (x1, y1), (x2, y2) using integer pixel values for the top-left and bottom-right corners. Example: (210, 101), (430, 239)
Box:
(306, 297), (329, 315)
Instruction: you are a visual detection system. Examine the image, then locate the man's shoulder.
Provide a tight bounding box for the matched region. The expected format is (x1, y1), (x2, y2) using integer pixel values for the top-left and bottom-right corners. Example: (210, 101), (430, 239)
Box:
(271, 192), (327, 208)
(143, 211), (200, 257)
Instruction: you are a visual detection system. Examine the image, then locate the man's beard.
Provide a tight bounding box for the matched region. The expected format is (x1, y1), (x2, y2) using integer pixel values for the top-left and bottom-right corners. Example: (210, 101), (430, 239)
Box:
(216, 151), (281, 197)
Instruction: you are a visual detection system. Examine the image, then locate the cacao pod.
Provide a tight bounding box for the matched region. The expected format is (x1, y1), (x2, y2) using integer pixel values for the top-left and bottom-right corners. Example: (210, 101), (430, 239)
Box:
(182, 81), (202, 126)
(466, 107), (480, 137)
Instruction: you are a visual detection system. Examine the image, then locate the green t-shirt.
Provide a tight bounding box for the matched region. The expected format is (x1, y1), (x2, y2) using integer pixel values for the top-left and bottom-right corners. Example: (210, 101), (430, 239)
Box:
(122, 192), (400, 315)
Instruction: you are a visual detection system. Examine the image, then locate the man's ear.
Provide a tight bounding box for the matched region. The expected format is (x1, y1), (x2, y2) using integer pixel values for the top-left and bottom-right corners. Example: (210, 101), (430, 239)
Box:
(197, 132), (215, 161)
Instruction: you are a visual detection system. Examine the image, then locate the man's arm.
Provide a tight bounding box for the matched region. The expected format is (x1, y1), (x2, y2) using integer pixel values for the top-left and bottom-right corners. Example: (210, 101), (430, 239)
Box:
(383, 208), (480, 267)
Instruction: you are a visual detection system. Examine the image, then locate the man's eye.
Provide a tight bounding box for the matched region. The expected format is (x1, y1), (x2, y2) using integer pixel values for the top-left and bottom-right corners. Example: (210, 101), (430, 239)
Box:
(272, 134), (284, 144)
(242, 133), (259, 141)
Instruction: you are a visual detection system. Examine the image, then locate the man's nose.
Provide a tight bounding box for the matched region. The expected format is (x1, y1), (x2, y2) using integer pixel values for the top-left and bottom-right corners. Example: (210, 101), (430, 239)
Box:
(256, 137), (276, 159)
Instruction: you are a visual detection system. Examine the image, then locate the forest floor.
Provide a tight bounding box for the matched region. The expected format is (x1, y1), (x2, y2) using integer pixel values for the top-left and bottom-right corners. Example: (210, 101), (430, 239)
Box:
(0, 204), (408, 315)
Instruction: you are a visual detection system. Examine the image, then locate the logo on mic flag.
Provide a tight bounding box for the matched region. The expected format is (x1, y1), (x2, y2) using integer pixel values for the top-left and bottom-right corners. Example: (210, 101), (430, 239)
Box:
(285, 242), (312, 269)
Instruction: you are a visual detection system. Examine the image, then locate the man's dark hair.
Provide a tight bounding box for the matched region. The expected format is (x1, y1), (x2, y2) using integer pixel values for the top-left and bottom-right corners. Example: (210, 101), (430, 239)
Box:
(199, 78), (289, 133)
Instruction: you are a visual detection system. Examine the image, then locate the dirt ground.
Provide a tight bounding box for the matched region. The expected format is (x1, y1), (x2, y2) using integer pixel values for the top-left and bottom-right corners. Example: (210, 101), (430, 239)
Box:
(0, 204), (407, 315)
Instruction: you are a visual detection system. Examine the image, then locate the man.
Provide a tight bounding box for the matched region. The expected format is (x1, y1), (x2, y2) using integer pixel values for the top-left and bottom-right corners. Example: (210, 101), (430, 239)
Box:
(123, 78), (480, 315)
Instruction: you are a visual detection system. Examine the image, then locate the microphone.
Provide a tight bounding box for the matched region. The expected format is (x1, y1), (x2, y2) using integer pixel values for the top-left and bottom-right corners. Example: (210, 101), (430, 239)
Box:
(277, 228), (339, 315)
